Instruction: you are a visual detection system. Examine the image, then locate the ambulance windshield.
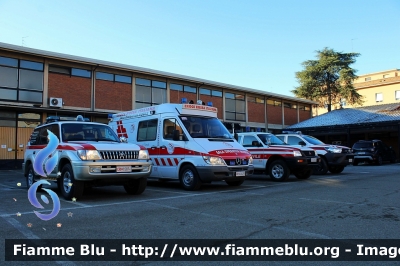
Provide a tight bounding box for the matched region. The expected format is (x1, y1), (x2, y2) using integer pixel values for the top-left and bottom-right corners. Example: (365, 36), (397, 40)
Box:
(179, 116), (232, 139)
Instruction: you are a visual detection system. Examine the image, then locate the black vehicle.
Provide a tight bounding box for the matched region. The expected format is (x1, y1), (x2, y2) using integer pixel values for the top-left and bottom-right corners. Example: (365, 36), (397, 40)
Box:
(352, 140), (397, 166)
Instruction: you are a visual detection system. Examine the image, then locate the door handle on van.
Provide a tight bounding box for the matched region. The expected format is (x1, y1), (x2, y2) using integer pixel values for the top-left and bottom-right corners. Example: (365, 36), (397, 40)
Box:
(150, 146), (157, 149)
(160, 145), (166, 149)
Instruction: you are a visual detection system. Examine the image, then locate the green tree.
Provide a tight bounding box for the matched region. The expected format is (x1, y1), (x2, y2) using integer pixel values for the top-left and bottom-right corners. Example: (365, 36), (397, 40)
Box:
(292, 48), (363, 112)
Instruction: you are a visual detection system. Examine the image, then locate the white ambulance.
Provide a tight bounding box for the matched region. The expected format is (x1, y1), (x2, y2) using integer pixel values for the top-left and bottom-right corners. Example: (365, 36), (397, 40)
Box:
(109, 104), (254, 190)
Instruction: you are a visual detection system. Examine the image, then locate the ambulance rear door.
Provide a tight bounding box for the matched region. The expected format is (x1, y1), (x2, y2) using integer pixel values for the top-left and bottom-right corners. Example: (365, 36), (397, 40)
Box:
(136, 116), (161, 178)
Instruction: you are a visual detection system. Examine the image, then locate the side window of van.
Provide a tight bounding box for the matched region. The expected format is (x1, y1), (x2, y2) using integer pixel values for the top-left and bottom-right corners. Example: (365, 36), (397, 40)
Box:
(137, 119), (158, 141)
(163, 119), (183, 140)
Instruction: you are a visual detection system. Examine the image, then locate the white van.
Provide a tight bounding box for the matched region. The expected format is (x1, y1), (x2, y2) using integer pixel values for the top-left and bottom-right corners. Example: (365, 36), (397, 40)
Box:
(109, 104), (254, 190)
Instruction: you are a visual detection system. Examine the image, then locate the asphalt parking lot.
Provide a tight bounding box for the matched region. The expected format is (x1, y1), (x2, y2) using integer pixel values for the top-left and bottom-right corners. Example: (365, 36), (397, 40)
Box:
(1, 163), (400, 265)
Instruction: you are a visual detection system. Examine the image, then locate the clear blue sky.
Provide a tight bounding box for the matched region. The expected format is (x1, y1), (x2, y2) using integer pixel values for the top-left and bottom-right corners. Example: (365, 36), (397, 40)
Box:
(1, 0), (399, 97)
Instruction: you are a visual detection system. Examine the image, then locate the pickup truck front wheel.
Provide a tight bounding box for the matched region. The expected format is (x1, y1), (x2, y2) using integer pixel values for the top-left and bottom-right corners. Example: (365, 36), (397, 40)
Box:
(313, 157), (328, 175)
(329, 166), (345, 174)
(268, 160), (290, 181)
(59, 164), (84, 200)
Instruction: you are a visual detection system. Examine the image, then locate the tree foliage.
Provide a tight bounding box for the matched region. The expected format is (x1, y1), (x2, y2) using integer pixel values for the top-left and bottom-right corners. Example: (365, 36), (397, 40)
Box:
(292, 48), (364, 111)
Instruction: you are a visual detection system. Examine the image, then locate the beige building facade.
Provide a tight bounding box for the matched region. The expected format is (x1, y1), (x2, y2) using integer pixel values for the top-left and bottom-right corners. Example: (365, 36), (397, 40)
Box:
(313, 68), (400, 116)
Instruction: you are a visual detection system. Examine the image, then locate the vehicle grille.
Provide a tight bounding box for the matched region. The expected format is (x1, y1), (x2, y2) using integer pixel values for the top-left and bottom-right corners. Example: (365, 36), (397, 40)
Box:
(224, 159), (249, 166)
(99, 150), (139, 160)
(302, 150), (316, 157)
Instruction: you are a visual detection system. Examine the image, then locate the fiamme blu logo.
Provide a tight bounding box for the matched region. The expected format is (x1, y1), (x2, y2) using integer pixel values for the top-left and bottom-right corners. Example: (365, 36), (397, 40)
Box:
(27, 130), (61, 221)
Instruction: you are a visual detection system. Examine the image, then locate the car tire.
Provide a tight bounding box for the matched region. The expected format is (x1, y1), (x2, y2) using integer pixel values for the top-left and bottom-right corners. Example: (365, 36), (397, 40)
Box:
(329, 166), (345, 174)
(268, 160), (290, 181)
(179, 165), (202, 190)
(124, 178), (147, 195)
(59, 164), (84, 200)
(294, 169), (312, 179)
(26, 164), (38, 189)
(376, 156), (383, 166)
(225, 179), (245, 186)
(313, 157), (328, 175)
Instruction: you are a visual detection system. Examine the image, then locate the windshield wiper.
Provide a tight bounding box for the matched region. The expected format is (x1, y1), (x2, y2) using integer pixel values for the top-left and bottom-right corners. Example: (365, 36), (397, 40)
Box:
(95, 138), (119, 142)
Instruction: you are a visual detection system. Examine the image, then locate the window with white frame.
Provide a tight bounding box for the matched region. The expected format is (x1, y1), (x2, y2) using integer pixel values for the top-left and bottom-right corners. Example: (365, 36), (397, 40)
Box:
(375, 93), (383, 102)
(395, 91), (400, 100)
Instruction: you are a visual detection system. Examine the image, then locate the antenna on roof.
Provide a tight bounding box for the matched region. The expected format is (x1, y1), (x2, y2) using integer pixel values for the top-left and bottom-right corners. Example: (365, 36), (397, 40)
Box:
(22, 36), (28, 46)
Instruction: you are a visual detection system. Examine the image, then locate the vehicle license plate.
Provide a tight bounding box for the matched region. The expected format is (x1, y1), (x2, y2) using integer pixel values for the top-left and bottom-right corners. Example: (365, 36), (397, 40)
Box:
(236, 171), (245, 177)
(311, 158), (317, 162)
(117, 166), (132, 172)
(349, 159), (353, 162)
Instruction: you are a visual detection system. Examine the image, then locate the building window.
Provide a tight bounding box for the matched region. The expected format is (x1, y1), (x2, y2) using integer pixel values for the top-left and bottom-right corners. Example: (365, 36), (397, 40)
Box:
(170, 83), (183, 91)
(267, 99), (282, 106)
(71, 68), (91, 78)
(304, 106), (311, 111)
(283, 102), (291, 108)
(95, 71), (132, 83)
(211, 90), (222, 97)
(0, 56), (43, 103)
(375, 93), (383, 102)
(247, 96), (264, 103)
(0, 56), (18, 67)
(49, 65), (71, 75)
(198, 87), (222, 97)
(96, 72), (113, 81)
(291, 104), (297, 109)
(200, 88), (211, 95)
(395, 91), (400, 100)
(365, 77), (371, 81)
(383, 74), (389, 78)
(184, 85), (196, 93)
(225, 92), (245, 121)
(135, 78), (167, 107)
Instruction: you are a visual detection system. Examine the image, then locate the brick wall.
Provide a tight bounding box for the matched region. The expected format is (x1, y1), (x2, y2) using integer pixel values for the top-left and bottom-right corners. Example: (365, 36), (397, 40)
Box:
(48, 73), (91, 108)
(198, 95), (223, 119)
(170, 90), (197, 104)
(95, 80), (132, 111)
(284, 108), (298, 125)
(267, 105), (282, 124)
(299, 110), (312, 122)
(248, 102), (265, 123)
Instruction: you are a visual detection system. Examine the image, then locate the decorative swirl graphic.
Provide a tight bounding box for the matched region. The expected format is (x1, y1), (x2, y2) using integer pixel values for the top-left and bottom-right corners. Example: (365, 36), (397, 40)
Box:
(29, 130), (61, 221)
(33, 130), (59, 177)
(28, 180), (61, 221)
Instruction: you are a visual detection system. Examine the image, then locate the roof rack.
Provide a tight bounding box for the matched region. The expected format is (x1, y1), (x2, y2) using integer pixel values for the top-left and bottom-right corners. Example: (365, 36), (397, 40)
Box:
(45, 115), (90, 124)
(282, 130), (302, 134)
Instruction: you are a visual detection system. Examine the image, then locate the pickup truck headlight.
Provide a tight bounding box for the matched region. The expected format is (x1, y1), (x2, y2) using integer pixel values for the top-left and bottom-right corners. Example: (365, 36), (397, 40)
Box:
(77, 150), (101, 160)
(202, 156), (226, 165)
(293, 150), (302, 157)
(138, 150), (149, 160)
(325, 146), (342, 153)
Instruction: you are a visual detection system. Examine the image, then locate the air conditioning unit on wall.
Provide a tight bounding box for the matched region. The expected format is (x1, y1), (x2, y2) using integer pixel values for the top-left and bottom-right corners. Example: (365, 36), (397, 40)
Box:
(49, 97), (63, 108)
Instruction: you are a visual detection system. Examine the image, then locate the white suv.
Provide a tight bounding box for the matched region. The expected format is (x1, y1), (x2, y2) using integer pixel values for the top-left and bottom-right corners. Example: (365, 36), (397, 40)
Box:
(276, 132), (354, 175)
(23, 116), (152, 200)
(236, 132), (319, 181)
